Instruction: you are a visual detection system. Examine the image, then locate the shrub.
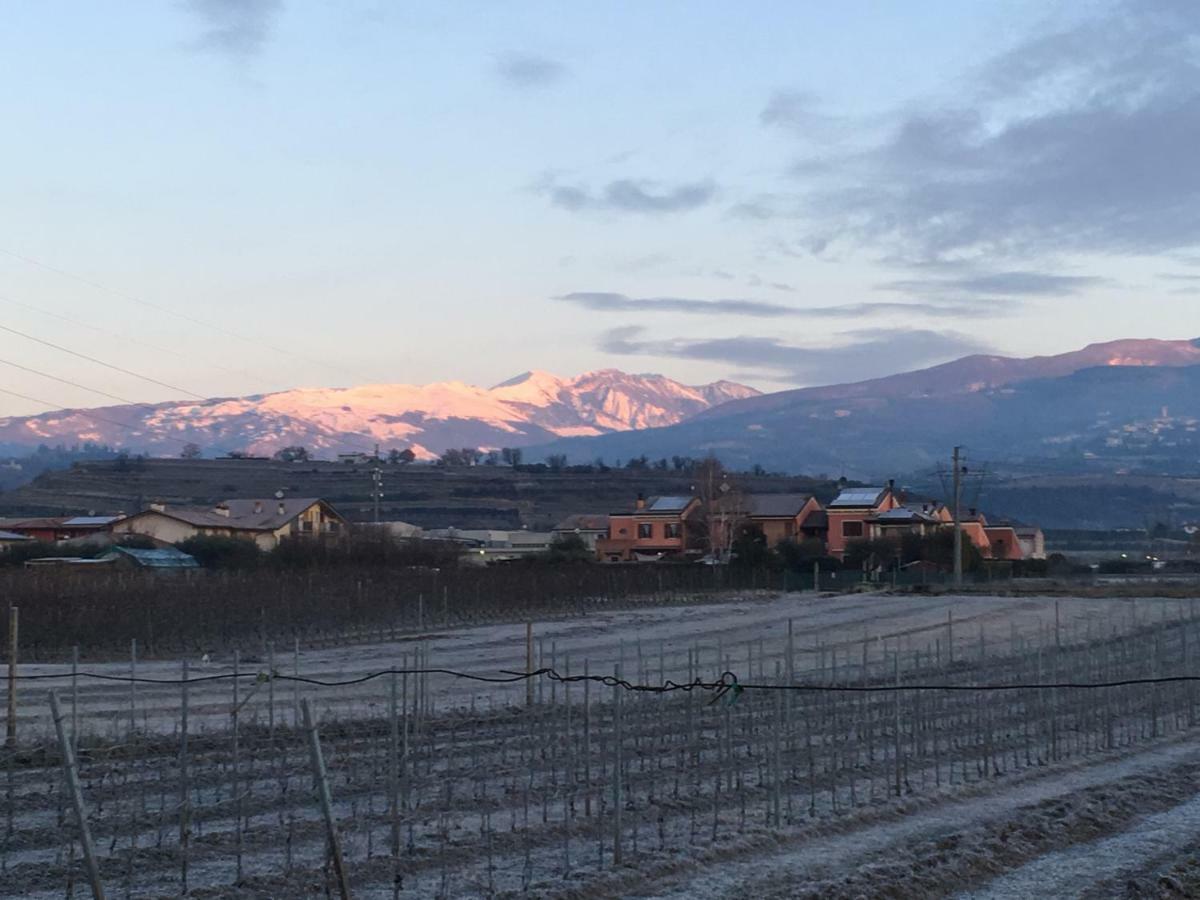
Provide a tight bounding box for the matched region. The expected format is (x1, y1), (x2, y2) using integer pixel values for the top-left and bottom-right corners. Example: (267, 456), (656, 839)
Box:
(176, 535), (263, 569)
(269, 530), (461, 570)
(0, 540), (60, 567)
(541, 533), (594, 563)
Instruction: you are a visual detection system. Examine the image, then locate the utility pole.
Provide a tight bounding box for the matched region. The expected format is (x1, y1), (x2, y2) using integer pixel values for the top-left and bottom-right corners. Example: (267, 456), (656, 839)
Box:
(371, 467), (383, 524)
(952, 446), (963, 589)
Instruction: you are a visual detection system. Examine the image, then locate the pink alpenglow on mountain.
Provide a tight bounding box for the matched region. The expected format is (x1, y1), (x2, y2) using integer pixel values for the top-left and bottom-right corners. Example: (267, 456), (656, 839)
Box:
(0, 370), (758, 459)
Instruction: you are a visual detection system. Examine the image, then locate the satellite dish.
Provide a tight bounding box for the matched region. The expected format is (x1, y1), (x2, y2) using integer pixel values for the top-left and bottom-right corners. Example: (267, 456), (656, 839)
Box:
(274, 489), (284, 499)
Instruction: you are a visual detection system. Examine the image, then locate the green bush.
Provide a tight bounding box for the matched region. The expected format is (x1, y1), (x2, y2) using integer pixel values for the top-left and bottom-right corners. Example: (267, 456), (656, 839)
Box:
(0, 540), (60, 567)
(541, 533), (594, 563)
(176, 535), (263, 569)
(268, 530), (461, 570)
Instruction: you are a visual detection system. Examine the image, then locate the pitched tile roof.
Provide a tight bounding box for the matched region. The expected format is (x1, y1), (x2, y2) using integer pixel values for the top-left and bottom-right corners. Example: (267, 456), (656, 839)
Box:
(126, 498), (330, 532)
(746, 493), (814, 518)
(554, 514), (609, 531)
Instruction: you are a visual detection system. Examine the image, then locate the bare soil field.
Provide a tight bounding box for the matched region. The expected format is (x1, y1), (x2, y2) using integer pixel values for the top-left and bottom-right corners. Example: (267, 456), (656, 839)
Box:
(4, 589), (1200, 898)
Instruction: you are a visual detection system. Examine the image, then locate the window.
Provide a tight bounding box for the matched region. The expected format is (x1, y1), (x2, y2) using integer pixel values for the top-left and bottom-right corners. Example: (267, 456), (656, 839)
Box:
(638, 522), (653, 539)
(665, 522), (681, 539)
(842, 520), (863, 538)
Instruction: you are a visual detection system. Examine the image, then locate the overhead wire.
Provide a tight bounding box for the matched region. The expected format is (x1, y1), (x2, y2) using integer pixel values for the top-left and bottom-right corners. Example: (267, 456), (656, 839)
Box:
(0, 356), (145, 407)
(0, 322), (208, 400)
(0, 252), (391, 458)
(0, 246), (383, 385)
(0, 292), (277, 388)
(0, 386), (196, 449)
(13, 665), (1200, 696)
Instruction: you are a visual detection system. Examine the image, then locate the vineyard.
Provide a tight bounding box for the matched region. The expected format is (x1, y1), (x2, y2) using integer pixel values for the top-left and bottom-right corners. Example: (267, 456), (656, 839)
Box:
(5, 590), (1200, 898)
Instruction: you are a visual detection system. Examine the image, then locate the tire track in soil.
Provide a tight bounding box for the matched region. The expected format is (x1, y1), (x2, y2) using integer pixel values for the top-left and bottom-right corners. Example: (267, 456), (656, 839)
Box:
(621, 737), (1200, 900)
(963, 794), (1200, 899)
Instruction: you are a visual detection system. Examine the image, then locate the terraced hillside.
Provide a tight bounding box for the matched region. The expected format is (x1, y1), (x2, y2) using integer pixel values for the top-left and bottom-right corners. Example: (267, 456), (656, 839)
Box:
(0, 457), (836, 528)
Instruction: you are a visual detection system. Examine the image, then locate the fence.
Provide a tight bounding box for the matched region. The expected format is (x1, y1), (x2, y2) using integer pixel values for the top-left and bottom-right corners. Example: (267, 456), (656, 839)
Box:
(4, 596), (1200, 898)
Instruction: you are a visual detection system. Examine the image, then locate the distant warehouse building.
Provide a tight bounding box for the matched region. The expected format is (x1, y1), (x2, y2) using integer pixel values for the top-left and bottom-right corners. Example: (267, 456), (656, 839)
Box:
(24, 546), (199, 572)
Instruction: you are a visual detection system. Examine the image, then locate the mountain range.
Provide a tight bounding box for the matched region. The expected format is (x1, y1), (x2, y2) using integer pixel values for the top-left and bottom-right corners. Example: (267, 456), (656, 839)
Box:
(534, 338), (1200, 478)
(0, 370), (757, 459)
(6, 338), (1200, 481)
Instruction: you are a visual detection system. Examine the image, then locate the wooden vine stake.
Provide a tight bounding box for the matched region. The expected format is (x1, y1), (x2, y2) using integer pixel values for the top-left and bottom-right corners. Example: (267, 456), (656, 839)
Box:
(50, 691), (106, 900)
(302, 698), (353, 900)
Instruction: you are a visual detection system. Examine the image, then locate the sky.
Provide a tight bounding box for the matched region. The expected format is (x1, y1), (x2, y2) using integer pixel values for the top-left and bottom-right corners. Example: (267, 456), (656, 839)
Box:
(2, 0), (1200, 417)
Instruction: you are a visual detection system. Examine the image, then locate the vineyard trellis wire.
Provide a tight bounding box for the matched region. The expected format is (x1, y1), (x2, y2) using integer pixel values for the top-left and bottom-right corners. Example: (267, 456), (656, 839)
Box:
(5, 597), (1200, 897)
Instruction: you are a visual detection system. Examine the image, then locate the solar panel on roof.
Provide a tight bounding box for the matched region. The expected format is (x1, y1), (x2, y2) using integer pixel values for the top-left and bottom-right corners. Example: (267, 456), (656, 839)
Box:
(648, 496), (692, 511)
(829, 488), (884, 507)
(62, 516), (119, 526)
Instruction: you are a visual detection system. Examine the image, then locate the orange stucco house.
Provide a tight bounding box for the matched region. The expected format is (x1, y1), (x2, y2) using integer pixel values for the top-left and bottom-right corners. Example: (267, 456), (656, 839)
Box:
(825, 483), (901, 558)
(743, 493), (825, 548)
(596, 495), (701, 562)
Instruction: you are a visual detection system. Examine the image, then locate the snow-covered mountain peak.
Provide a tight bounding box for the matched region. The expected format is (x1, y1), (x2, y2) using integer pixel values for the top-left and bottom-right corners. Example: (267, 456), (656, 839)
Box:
(0, 369), (759, 459)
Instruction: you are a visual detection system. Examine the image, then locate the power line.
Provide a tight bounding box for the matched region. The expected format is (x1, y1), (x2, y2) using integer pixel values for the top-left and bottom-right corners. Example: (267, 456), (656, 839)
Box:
(0, 293), (277, 388)
(0, 356), (145, 408)
(0, 363), (385, 460)
(0, 322), (208, 400)
(0, 246), (382, 385)
(0, 386), (195, 449)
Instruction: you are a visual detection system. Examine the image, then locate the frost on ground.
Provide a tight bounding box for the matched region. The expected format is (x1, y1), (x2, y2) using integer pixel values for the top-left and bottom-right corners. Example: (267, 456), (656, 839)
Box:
(6, 590), (1200, 897)
(632, 739), (1200, 900)
(10, 590), (1168, 741)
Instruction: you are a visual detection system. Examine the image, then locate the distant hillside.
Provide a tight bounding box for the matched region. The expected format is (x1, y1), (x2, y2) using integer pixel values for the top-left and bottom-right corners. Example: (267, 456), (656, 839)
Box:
(0, 457), (835, 529)
(0, 370), (757, 460)
(534, 339), (1200, 479)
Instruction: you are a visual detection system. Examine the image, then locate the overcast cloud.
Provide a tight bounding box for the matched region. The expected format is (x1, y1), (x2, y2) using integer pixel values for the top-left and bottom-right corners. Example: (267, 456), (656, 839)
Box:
(544, 178), (716, 214)
(495, 53), (567, 88)
(600, 326), (990, 384)
(561, 292), (1000, 319)
(184, 0), (282, 60)
(795, 1), (1200, 262)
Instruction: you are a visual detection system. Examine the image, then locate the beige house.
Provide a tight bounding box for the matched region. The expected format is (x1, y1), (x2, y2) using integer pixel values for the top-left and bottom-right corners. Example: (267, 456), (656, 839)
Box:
(112, 498), (346, 550)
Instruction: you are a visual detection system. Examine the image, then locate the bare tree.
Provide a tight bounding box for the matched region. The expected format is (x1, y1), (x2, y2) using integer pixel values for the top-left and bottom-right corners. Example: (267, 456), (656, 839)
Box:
(687, 456), (746, 558)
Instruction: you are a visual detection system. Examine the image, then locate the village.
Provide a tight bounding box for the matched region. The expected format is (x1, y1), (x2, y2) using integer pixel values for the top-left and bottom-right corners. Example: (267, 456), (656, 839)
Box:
(0, 475), (1045, 573)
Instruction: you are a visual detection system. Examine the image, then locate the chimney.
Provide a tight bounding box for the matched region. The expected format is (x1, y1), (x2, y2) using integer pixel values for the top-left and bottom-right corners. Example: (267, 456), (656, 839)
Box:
(968, 507), (977, 518)
(214, 503), (230, 518)
(887, 478), (895, 492)
(635, 493), (646, 510)
(253, 500), (263, 515)
(149, 502), (166, 513)
(277, 501), (286, 517)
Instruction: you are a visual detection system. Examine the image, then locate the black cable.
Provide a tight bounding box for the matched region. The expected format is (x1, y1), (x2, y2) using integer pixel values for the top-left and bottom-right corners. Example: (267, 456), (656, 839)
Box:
(0, 386), (196, 448)
(0, 246), (382, 386)
(0, 292), (276, 387)
(0, 356), (145, 407)
(14, 666), (1200, 695)
(0, 322), (208, 400)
